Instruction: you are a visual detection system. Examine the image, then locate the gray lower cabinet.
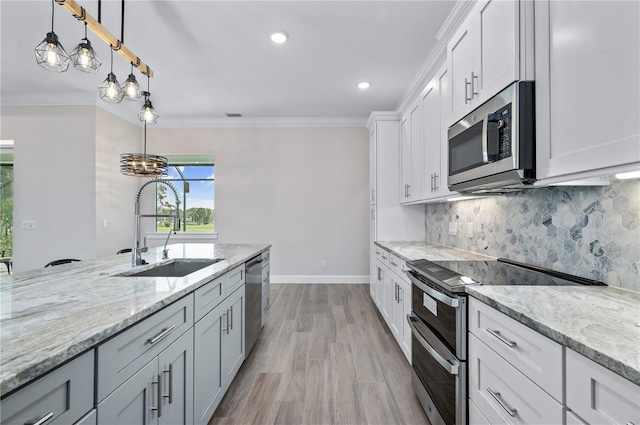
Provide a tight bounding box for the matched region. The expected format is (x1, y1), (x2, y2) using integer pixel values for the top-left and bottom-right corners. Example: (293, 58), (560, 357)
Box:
(194, 286), (245, 425)
(97, 328), (193, 425)
(1, 350), (94, 425)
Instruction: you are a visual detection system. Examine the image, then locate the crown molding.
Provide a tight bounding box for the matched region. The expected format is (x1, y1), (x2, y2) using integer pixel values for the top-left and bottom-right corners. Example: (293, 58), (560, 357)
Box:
(395, 0), (475, 116)
(0, 91), (97, 107)
(366, 111), (400, 130)
(153, 116), (368, 129)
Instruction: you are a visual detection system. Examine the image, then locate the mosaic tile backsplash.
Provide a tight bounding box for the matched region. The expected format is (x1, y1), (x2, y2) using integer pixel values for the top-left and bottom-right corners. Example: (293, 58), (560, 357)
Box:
(425, 179), (640, 292)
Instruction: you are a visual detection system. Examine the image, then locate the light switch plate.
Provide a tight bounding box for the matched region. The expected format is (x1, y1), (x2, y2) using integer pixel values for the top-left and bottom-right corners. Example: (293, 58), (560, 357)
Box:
(102, 219), (108, 229)
(448, 222), (457, 236)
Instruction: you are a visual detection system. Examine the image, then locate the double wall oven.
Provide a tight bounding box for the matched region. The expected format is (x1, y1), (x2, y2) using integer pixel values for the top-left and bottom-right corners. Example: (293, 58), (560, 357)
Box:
(405, 258), (605, 425)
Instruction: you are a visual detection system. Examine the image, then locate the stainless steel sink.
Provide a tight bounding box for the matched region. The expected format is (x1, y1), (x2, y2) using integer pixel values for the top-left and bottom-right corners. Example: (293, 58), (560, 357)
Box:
(118, 258), (223, 277)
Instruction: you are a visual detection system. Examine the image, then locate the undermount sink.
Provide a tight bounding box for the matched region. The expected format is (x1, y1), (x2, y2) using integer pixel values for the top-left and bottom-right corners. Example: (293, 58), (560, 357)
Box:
(118, 258), (223, 278)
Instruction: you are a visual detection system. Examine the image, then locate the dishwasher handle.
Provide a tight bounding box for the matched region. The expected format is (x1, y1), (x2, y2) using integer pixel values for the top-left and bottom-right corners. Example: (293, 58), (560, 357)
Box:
(246, 257), (263, 270)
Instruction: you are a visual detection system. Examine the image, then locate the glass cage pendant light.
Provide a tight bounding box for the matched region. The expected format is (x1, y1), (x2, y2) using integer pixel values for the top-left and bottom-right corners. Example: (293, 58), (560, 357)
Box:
(98, 47), (124, 103)
(138, 77), (159, 124)
(34, 0), (70, 72)
(123, 63), (142, 101)
(120, 122), (168, 176)
(70, 22), (101, 73)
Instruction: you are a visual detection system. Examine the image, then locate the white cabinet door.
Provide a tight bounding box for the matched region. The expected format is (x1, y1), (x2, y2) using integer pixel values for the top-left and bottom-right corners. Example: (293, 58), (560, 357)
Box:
(421, 74), (443, 200)
(447, 0), (525, 125)
(566, 348), (640, 425)
(399, 278), (411, 362)
(409, 102), (422, 202)
(535, 0), (640, 180)
(400, 115), (412, 203)
(389, 275), (402, 340)
(369, 127), (376, 205)
(380, 263), (392, 324)
(437, 67), (453, 198)
(448, 16), (475, 121)
(474, 0), (519, 105)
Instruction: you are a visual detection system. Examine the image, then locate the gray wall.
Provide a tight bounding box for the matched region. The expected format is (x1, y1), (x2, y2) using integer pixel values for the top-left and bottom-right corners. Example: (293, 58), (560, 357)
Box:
(425, 179), (639, 292)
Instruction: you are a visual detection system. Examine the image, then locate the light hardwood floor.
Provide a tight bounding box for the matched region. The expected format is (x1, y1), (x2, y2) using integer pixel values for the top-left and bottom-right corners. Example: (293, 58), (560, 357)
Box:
(211, 284), (429, 425)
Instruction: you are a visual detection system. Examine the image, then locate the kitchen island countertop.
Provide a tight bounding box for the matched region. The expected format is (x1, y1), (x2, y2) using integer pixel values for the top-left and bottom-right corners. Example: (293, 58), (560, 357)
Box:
(376, 241), (640, 386)
(0, 243), (270, 397)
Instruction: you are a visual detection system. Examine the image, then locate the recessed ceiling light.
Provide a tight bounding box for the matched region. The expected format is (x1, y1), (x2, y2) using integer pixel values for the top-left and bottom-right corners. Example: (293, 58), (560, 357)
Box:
(270, 31), (288, 44)
(358, 82), (370, 90)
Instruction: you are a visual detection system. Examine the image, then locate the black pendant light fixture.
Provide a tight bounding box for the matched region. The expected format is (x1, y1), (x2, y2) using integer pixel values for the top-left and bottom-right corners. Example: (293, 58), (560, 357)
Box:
(34, 0), (70, 72)
(98, 46), (124, 103)
(123, 63), (142, 100)
(120, 123), (168, 176)
(70, 22), (102, 73)
(138, 76), (159, 124)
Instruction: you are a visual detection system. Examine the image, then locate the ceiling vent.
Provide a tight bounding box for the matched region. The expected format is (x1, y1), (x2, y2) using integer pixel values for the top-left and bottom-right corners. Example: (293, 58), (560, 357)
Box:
(225, 113), (242, 118)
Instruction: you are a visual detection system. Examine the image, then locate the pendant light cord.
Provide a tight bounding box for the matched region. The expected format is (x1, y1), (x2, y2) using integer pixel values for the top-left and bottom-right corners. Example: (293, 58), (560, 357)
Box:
(84, 22), (88, 39)
(110, 46), (114, 73)
(121, 0), (125, 43)
(50, 0), (54, 32)
(143, 122), (147, 156)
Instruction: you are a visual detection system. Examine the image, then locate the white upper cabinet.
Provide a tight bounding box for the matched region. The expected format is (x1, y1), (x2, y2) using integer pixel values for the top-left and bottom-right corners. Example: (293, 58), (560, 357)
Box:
(400, 103), (423, 204)
(535, 0), (640, 181)
(421, 65), (454, 201)
(447, 0), (527, 125)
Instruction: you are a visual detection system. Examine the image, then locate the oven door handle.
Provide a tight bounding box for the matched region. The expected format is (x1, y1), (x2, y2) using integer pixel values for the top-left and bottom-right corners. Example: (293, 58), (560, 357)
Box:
(407, 313), (459, 375)
(406, 272), (460, 308)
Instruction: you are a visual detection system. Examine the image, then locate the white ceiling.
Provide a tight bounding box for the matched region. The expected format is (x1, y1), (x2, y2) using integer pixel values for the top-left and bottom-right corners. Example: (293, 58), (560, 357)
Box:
(1, 1), (456, 126)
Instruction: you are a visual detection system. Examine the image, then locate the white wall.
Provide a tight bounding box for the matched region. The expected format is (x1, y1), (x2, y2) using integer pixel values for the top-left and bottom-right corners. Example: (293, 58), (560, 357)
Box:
(2, 106), (97, 272)
(94, 107), (142, 258)
(1, 106), (141, 272)
(148, 127), (370, 282)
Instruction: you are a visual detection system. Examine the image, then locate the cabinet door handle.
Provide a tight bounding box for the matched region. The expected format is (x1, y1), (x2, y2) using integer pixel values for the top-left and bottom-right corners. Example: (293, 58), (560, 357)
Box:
(487, 387), (517, 417)
(434, 173), (439, 191)
(471, 72), (479, 97)
(229, 305), (234, 330)
(486, 328), (517, 348)
(25, 412), (54, 425)
(151, 375), (162, 418)
(465, 78), (472, 104)
(162, 364), (173, 404)
(224, 311), (230, 334)
(407, 184), (411, 197)
(390, 260), (397, 267)
(147, 325), (176, 345)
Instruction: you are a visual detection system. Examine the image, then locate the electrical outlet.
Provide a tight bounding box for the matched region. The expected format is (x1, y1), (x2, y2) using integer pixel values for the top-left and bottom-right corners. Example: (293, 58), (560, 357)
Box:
(467, 222), (474, 239)
(321, 261), (327, 269)
(448, 222), (457, 236)
(22, 220), (38, 230)
(102, 219), (108, 229)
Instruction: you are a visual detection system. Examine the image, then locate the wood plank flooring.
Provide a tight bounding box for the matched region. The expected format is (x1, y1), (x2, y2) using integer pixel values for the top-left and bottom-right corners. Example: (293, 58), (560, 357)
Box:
(210, 284), (429, 425)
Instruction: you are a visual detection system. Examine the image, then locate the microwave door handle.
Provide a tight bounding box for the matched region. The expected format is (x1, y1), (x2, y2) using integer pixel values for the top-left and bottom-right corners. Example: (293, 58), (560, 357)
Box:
(481, 115), (490, 163)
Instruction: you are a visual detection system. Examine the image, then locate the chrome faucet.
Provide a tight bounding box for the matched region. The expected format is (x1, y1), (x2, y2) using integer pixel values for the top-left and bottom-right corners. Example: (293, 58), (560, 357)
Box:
(163, 230), (176, 259)
(133, 177), (181, 266)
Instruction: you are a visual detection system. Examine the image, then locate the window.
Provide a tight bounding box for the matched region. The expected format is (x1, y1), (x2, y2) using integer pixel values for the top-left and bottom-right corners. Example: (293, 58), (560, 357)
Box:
(155, 157), (214, 233)
(0, 141), (14, 269)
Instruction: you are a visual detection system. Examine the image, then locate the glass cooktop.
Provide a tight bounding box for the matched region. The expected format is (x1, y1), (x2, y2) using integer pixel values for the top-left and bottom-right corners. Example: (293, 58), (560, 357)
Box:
(406, 258), (606, 294)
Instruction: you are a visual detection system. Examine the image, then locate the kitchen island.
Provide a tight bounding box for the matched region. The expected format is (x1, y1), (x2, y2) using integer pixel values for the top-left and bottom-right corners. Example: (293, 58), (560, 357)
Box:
(0, 243), (270, 398)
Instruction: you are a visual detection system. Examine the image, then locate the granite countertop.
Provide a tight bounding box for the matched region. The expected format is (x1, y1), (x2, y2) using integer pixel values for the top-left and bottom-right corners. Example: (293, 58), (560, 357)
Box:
(375, 241), (495, 262)
(0, 243), (270, 397)
(377, 241), (640, 386)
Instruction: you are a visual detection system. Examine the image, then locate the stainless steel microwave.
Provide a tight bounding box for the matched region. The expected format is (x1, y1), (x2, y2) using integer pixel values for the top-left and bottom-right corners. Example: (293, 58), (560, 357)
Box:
(447, 81), (535, 193)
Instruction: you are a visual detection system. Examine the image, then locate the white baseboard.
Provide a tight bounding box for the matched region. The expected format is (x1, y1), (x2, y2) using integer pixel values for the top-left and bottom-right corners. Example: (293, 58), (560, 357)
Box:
(271, 275), (370, 284)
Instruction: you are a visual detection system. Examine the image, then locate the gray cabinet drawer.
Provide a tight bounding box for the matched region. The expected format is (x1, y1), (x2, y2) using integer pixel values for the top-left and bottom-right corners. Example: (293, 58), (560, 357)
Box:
(226, 265), (245, 295)
(194, 275), (225, 323)
(1, 350), (94, 425)
(96, 294), (193, 402)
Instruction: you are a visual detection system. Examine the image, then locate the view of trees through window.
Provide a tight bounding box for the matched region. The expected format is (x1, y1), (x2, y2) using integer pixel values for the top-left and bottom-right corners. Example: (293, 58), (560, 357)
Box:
(156, 164), (214, 232)
(0, 165), (12, 256)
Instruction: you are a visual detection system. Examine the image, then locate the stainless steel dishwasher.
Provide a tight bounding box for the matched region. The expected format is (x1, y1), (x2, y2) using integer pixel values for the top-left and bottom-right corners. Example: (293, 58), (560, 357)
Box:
(245, 255), (263, 356)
